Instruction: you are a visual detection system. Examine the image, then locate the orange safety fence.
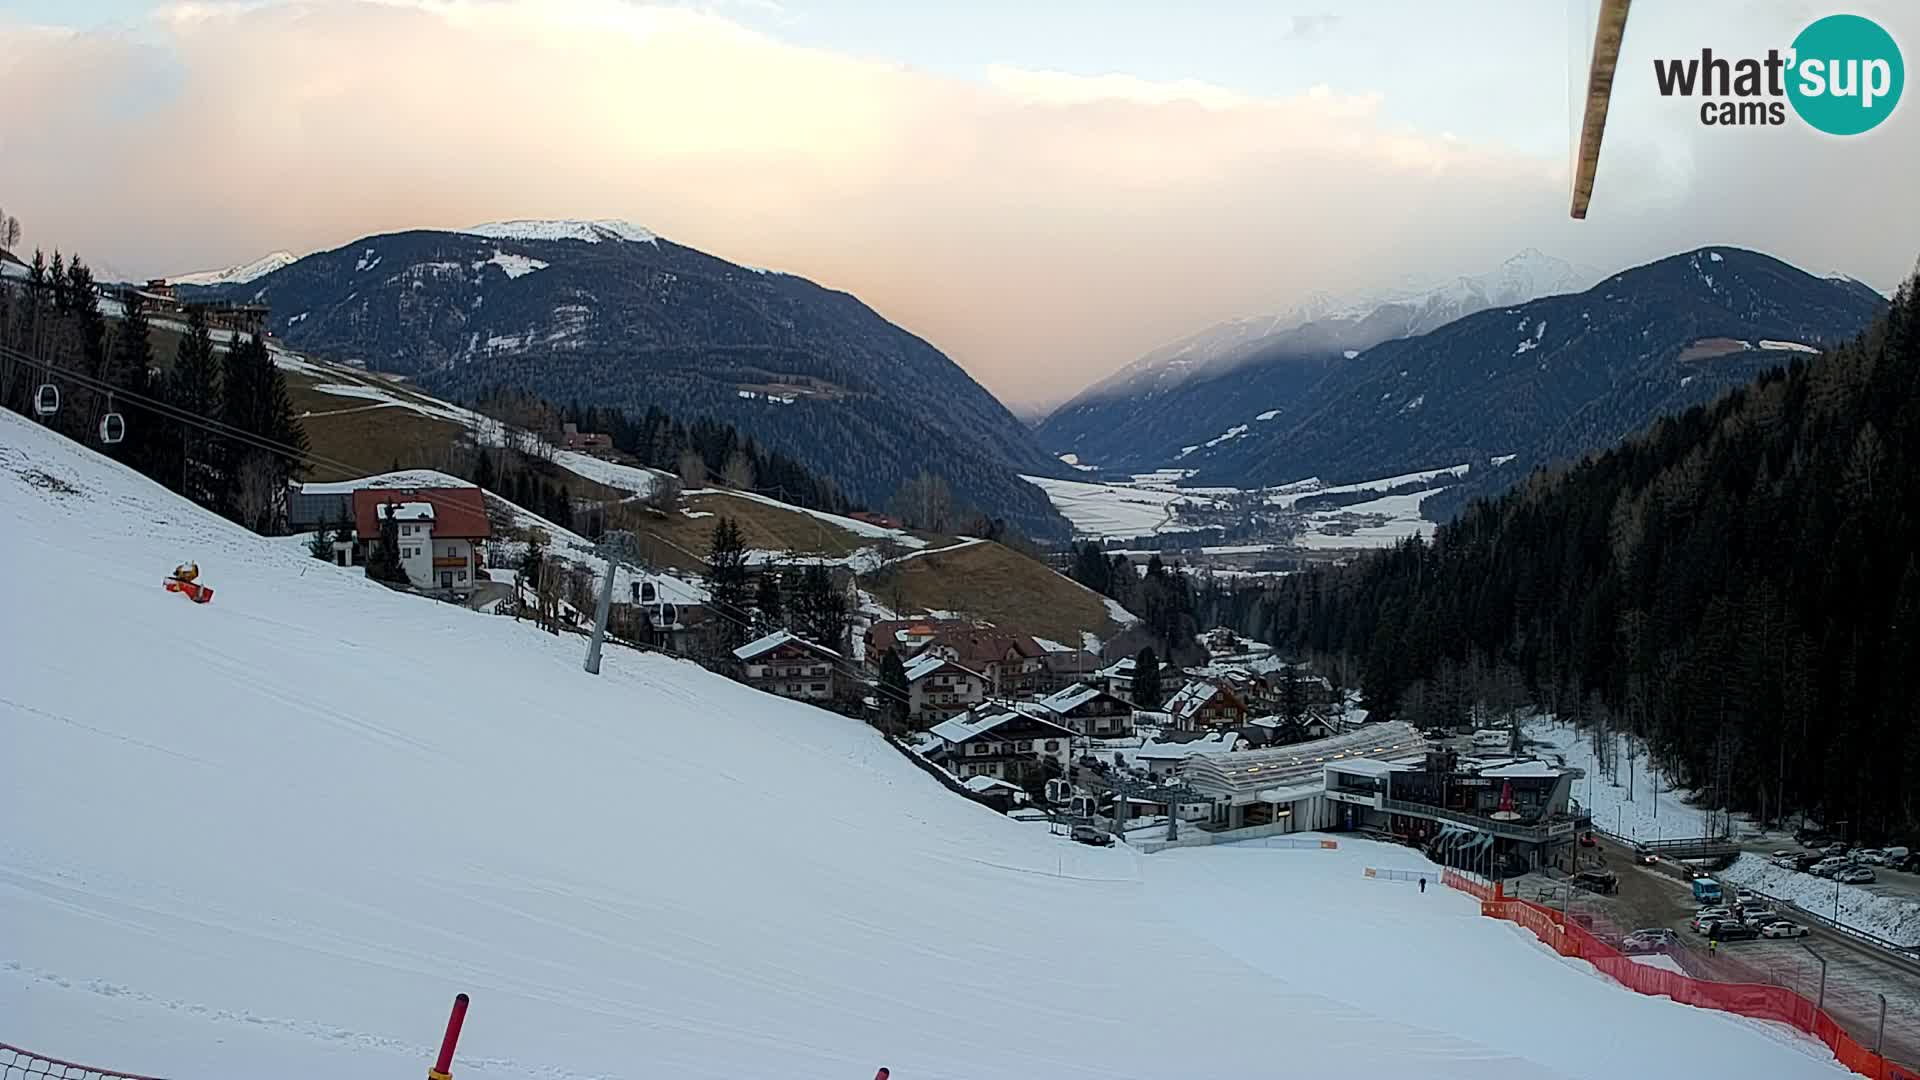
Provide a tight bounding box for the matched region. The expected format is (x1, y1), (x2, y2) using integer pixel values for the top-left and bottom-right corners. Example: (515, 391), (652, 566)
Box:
(1462, 887), (1920, 1080)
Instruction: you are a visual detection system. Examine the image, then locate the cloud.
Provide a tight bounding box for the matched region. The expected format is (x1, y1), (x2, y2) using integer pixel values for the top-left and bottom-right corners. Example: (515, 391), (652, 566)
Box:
(2, 0), (1910, 411)
(1281, 14), (1341, 42)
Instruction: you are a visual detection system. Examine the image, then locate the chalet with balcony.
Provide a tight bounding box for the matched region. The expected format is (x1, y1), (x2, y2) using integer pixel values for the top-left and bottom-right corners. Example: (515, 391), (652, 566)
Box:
(904, 653), (989, 724)
(1033, 682), (1135, 738)
(1165, 678), (1248, 732)
(928, 706), (1076, 784)
(733, 630), (845, 704)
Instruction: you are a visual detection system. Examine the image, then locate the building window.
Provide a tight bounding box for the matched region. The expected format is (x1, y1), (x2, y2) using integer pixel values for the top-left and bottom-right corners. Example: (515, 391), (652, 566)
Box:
(1045, 741), (1059, 752)
(1017, 740), (1032, 751)
(970, 743), (989, 755)
(811, 683), (826, 692)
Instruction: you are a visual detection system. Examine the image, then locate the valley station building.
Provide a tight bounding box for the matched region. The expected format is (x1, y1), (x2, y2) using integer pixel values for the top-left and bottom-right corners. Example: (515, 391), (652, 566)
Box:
(1180, 721), (1587, 871)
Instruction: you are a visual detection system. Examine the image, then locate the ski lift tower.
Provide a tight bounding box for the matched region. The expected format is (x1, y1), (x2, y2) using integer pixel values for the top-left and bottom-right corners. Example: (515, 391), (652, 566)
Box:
(584, 529), (642, 675)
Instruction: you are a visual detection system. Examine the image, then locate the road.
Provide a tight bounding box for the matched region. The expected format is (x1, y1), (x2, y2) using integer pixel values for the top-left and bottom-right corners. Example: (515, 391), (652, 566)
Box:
(1545, 837), (1920, 1065)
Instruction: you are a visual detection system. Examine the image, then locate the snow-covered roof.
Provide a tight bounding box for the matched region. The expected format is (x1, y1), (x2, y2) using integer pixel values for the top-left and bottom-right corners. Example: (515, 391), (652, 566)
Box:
(1166, 680), (1228, 721)
(376, 501), (435, 522)
(961, 775), (1023, 795)
(929, 707), (1073, 747)
(1036, 682), (1112, 714)
(1130, 732), (1237, 761)
(1480, 760), (1563, 780)
(733, 629), (842, 663)
(1182, 722), (1427, 802)
(903, 652), (981, 683)
(1097, 657), (1136, 679)
(1326, 757), (1408, 778)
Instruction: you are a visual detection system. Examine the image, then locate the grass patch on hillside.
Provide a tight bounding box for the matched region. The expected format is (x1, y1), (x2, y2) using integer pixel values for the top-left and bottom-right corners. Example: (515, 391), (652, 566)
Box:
(865, 541), (1121, 645)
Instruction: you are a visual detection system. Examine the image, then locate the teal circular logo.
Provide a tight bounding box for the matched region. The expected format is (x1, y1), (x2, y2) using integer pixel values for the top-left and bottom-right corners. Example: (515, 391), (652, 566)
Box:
(1788, 14), (1903, 135)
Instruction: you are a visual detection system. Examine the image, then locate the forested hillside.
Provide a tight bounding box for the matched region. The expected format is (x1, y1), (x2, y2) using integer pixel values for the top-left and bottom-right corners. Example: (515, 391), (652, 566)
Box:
(1207, 268), (1920, 837)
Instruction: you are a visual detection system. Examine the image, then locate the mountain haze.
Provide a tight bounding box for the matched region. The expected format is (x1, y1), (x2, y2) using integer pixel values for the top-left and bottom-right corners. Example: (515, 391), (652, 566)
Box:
(1038, 250), (1596, 473)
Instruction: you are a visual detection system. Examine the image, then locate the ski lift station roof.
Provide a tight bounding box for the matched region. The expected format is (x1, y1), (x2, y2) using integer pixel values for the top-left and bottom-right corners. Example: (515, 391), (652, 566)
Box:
(1183, 721), (1427, 805)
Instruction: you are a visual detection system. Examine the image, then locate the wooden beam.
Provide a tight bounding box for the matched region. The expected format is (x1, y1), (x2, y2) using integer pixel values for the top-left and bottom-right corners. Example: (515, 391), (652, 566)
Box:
(1570, 0), (1633, 220)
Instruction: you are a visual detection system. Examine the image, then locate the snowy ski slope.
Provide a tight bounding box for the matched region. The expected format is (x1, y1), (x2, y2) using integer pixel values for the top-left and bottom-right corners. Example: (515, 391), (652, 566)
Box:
(0, 411), (1846, 1079)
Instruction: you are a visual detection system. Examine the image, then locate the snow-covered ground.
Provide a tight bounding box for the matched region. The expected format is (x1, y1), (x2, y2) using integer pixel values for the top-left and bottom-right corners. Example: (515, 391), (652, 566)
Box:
(1293, 489), (1443, 550)
(0, 412), (1849, 1080)
(1026, 463), (1479, 549)
(1718, 855), (1920, 946)
(1527, 717), (1710, 841)
(1631, 953), (1690, 976)
(1019, 473), (1217, 539)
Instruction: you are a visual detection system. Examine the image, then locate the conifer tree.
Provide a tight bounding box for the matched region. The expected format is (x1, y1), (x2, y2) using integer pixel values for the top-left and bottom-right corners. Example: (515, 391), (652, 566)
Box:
(1133, 647), (1163, 710)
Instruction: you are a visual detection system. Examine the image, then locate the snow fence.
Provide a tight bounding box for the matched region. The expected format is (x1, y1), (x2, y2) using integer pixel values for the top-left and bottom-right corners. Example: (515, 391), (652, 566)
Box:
(0, 1041), (172, 1080)
(1445, 875), (1920, 1080)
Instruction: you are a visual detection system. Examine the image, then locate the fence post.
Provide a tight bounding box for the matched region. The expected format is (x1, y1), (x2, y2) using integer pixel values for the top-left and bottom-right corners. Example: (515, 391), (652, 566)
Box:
(1878, 992), (1887, 1057)
(430, 993), (470, 1080)
(1799, 942), (1827, 1015)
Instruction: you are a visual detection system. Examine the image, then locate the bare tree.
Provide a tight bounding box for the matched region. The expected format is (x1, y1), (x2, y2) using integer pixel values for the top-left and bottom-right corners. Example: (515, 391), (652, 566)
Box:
(722, 450), (755, 490)
(0, 213), (18, 252)
(677, 449), (708, 488)
(643, 472), (684, 513)
(232, 453), (281, 534)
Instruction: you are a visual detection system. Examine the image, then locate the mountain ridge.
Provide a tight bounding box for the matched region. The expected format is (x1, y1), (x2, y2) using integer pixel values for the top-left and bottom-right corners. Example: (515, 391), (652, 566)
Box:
(1036, 249), (1598, 473)
(189, 223), (1070, 538)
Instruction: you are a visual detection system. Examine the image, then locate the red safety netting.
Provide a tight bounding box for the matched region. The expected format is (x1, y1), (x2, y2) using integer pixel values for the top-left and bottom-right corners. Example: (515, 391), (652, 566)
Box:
(1464, 890), (1920, 1080)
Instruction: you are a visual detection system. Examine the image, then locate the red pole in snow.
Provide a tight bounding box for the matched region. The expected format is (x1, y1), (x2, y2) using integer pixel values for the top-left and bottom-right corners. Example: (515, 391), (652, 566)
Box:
(429, 993), (470, 1080)
(874, 1070), (890, 1080)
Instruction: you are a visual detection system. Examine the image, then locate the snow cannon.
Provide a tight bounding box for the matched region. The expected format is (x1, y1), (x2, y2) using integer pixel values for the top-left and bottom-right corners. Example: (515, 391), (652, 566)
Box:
(165, 562), (214, 604)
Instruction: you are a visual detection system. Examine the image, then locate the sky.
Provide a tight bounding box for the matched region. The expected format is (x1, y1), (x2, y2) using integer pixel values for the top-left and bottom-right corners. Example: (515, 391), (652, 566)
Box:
(2, 0), (1916, 411)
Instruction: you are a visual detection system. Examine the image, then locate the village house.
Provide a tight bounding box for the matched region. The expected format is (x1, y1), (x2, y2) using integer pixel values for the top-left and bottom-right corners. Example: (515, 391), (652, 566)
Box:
(1036, 646), (1102, 693)
(733, 629), (846, 704)
(863, 618), (1048, 696)
(560, 422), (614, 456)
(350, 487), (491, 592)
(1033, 682), (1135, 738)
(928, 705), (1076, 784)
(1096, 656), (1137, 702)
(904, 653), (990, 724)
(1164, 678), (1249, 732)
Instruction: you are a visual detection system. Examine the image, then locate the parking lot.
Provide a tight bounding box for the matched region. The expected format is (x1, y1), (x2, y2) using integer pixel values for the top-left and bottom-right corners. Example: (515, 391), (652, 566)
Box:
(1737, 834), (1920, 912)
(1513, 836), (1920, 1065)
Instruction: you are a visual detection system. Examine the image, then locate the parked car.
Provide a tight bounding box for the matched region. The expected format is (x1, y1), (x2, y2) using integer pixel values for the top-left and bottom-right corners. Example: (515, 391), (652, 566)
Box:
(1836, 866), (1876, 884)
(1824, 842), (1852, 856)
(1579, 831), (1598, 848)
(1572, 870), (1619, 895)
(1771, 854), (1802, 870)
(1810, 858), (1850, 878)
(1621, 928), (1681, 953)
(1793, 852), (1827, 871)
(1069, 824), (1114, 847)
(1633, 845), (1657, 865)
(1691, 913), (1732, 934)
(1858, 849), (1890, 865)
(1797, 829), (1832, 846)
(1709, 922), (1759, 942)
(1742, 908), (1781, 928)
(1884, 846), (1911, 864)
(1761, 921), (1811, 939)
(1734, 888), (1760, 905)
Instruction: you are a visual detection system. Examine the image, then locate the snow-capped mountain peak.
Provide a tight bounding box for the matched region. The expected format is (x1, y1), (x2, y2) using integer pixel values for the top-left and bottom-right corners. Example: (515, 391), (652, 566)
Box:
(465, 219), (660, 245)
(166, 251), (297, 287)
